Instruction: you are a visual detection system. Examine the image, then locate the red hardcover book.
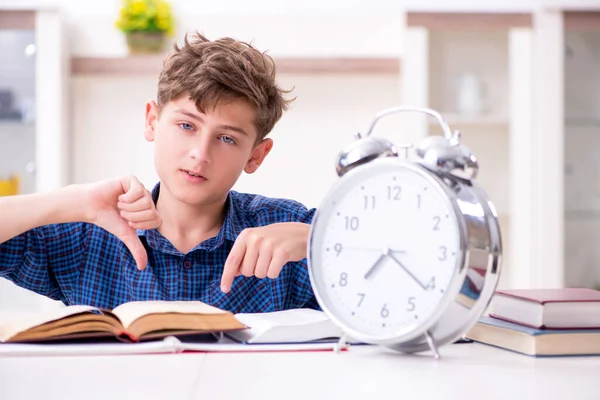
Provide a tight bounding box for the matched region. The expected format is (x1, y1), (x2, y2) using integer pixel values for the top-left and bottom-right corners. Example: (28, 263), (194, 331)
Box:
(490, 288), (600, 329)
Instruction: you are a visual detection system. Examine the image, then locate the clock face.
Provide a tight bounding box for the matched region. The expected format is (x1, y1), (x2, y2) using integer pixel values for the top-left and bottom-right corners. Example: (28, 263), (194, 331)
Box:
(309, 160), (463, 342)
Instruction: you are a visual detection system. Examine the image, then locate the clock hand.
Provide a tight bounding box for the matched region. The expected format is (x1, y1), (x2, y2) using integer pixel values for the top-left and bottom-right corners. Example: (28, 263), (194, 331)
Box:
(345, 246), (406, 254)
(387, 253), (427, 290)
(363, 248), (391, 280)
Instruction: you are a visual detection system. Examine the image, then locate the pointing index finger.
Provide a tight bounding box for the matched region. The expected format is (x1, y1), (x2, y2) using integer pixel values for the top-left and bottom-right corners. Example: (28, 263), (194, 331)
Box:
(221, 233), (247, 293)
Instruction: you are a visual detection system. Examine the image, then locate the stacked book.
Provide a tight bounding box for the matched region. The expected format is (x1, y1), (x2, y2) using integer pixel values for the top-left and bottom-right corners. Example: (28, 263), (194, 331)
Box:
(466, 288), (600, 357)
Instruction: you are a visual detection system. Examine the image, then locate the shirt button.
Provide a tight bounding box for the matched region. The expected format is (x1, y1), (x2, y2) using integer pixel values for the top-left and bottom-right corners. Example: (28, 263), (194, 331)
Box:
(183, 261), (192, 270)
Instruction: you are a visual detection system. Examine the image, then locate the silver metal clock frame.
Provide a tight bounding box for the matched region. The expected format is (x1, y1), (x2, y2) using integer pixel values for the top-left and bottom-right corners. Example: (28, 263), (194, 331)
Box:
(308, 106), (503, 358)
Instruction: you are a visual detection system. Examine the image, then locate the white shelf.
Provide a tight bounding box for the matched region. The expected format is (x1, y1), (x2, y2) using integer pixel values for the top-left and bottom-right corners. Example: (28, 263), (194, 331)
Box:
(71, 55), (402, 75)
(404, 11), (566, 289)
(0, 120), (33, 126)
(565, 210), (600, 220)
(565, 117), (600, 127)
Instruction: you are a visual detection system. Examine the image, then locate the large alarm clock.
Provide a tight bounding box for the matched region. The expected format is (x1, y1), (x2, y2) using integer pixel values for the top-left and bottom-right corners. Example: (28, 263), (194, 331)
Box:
(307, 106), (502, 357)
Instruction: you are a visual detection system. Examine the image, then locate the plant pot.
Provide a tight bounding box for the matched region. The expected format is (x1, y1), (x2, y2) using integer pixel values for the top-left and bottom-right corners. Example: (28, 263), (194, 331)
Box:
(126, 31), (166, 54)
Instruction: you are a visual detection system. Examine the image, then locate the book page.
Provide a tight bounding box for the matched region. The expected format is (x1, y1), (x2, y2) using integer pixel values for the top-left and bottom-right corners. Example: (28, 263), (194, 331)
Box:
(112, 301), (228, 329)
(234, 309), (330, 329)
(0, 305), (98, 342)
(230, 309), (342, 343)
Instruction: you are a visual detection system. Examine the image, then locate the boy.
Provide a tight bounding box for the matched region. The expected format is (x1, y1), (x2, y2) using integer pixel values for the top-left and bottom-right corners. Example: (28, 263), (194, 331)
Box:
(0, 32), (319, 313)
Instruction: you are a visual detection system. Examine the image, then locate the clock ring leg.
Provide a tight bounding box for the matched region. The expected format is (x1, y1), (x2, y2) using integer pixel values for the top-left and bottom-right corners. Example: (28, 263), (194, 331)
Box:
(424, 331), (441, 359)
(334, 334), (348, 354)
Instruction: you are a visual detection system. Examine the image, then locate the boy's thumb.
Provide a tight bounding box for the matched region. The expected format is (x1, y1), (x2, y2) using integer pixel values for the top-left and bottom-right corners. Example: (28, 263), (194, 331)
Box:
(121, 234), (148, 270)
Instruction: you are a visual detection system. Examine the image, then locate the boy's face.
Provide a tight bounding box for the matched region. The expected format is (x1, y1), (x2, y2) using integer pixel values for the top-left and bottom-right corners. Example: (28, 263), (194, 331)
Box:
(144, 95), (273, 207)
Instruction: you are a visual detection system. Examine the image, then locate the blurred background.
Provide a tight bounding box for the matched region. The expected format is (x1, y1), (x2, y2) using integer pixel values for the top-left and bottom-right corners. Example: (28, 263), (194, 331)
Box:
(0, 0), (599, 311)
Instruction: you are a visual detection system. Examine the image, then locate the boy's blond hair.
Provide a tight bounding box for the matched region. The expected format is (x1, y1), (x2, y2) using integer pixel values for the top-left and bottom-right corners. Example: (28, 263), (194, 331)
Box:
(157, 32), (294, 141)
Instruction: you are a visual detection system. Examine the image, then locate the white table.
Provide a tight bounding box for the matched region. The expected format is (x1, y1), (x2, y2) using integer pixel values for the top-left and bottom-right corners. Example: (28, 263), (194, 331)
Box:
(1, 343), (599, 400)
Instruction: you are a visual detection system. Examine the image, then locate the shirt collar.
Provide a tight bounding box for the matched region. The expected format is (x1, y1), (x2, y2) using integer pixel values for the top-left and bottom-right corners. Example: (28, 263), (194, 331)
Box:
(137, 182), (249, 254)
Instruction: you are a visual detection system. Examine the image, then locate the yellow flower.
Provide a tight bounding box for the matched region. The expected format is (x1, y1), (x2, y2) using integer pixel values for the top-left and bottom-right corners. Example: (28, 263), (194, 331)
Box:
(130, 0), (147, 16)
(116, 0), (174, 34)
(155, 19), (166, 31)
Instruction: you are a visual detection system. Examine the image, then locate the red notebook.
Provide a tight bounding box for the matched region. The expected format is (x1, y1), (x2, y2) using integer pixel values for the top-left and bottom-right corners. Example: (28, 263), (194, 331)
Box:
(490, 288), (600, 329)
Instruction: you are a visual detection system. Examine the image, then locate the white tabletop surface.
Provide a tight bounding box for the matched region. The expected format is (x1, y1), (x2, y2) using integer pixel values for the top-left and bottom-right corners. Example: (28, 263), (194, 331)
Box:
(1, 342), (599, 400)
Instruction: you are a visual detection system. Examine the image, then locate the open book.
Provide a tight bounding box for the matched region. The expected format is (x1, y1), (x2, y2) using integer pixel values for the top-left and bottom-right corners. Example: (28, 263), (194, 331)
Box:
(228, 308), (344, 344)
(0, 304), (351, 356)
(0, 301), (245, 343)
(0, 335), (348, 357)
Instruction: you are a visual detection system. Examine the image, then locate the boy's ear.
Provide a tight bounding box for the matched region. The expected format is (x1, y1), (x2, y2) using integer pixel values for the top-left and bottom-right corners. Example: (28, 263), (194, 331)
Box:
(144, 100), (159, 142)
(244, 138), (274, 174)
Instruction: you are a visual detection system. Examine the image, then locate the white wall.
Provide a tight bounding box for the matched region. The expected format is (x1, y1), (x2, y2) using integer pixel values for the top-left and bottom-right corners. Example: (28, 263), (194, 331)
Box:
(21, 0), (406, 58)
(10, 0), (600, 57)
(16, 0), (600, 14)
(72, 73), (404, 209)
(3, 0), (599, 313)
(64, 2), (408, 210)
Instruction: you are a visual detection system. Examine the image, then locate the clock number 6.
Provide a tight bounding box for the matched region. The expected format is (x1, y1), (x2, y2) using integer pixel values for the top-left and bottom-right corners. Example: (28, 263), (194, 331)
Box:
(380, 304), (389, 318)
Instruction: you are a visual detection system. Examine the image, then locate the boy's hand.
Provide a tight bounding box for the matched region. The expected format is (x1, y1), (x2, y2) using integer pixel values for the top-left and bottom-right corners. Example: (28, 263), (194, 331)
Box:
(86, 175), (161, 270)
(220, 222), (310, 293)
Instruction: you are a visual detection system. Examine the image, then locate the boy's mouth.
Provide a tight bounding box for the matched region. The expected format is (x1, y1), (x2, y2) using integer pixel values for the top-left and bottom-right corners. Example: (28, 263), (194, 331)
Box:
(182, 169), (207, 181)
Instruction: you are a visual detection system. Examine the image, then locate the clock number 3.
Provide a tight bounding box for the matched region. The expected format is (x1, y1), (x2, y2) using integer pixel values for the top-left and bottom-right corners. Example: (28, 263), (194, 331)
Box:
(438, 246), (447, 261)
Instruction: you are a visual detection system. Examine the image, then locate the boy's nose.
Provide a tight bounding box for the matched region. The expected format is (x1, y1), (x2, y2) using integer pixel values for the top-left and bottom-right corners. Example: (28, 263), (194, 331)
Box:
(189, 142), (213, 164)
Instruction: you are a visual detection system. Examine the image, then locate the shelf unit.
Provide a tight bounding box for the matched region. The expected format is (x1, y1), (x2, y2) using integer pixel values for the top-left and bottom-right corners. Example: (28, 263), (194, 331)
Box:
(563, 12), (600, 289)
(71, 55), (401, 75)
(0, 7), (69, 312)
(402, 11), (565, 290)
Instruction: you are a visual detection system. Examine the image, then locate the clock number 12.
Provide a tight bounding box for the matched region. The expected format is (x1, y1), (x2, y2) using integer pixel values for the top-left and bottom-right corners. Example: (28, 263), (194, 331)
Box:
(387, 186), (401, 200)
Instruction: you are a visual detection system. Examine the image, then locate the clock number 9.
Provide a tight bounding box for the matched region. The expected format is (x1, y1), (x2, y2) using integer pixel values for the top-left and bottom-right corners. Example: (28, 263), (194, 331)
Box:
(334, 243), (342, 256)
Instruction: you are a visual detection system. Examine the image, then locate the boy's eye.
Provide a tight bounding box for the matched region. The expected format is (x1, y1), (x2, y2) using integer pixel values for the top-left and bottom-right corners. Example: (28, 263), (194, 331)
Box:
(179, 123), (194, 131)
(220, 136), (235, 145)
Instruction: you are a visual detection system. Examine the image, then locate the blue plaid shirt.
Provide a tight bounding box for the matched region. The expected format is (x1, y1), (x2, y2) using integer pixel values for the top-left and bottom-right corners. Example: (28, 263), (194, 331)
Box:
(0, 184), (319, 313)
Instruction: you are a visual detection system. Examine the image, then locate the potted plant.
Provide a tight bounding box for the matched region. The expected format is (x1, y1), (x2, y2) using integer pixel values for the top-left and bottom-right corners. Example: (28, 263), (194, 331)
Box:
(116, 0), (175, 54)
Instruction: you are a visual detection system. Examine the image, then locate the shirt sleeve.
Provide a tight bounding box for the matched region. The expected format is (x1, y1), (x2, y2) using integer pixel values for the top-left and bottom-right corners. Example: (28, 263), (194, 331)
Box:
(0, 223), (90, 302)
